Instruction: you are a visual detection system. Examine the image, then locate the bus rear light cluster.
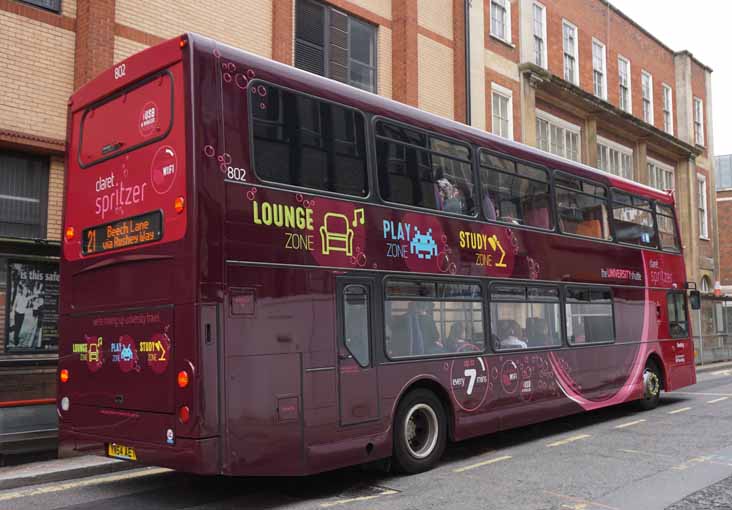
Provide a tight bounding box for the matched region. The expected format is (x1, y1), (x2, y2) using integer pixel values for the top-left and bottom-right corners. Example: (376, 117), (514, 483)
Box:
(60, 396), (70, 411)
(60, 369), (69, 383)
(174, 196), (185, 214)
(178, 405), (190, 424)
(65, 227), (75, 241)
(177, 370), (189, 389)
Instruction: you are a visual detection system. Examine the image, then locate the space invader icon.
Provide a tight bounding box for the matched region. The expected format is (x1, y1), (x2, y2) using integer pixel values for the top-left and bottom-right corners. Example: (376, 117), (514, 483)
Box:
(410, 227), (438, 260)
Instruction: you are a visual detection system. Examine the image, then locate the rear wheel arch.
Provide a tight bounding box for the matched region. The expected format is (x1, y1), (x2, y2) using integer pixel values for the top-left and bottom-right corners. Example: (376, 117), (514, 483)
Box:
(393, 377), (455, 442)
(646, 353), (666, 390)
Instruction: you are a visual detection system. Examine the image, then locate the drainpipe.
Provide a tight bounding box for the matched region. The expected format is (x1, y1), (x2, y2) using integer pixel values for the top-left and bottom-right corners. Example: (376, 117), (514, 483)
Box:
(464, 0), (471, 125)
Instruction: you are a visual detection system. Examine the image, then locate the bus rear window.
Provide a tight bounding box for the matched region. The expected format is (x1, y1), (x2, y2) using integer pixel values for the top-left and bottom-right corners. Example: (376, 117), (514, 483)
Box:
(79, 70), (174, 168)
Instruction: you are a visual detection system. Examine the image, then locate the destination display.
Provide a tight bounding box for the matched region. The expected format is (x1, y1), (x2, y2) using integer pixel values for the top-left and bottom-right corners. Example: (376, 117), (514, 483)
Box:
(83, 211), (163, 255)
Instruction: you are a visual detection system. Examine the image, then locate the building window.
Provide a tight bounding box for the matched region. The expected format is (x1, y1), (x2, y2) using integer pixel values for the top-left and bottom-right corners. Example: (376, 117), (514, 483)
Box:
(376, 121), (475, 215)
(592, 39), (607, 100)
(0, 151), (49, 239)
(716, 155), (732, 190)
(19, 0), (61, 12)
(648, 159), (674, 191)
(701, 276), (711, 294)
(491, 83), (513, 140)
(532, 3), (547, 68)
(251, 84), (369, 196)
(562, 21), (579, 85)
(536, 111), (580, 162)
(490, 0), (511, 43)
(597, 137), (633, 180)
(618, 56), (631, 113)
(641, 71), (653, 124)
(384, 280), (485, 358)
(662, 84), (673, 135)
(694, 97), (705, 146)
(295, 0), (377, 93)
(698, 174), (708, 239)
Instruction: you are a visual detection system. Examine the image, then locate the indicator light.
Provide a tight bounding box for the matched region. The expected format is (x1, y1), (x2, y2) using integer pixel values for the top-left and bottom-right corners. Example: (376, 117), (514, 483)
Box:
(179, 38), (188, 49)
(65, 226), (75, 241)
(60, 369), (69, 383)
(174, 196), (185, 214)
(177, 370), (189, 389)
(178, 405), (190, 424)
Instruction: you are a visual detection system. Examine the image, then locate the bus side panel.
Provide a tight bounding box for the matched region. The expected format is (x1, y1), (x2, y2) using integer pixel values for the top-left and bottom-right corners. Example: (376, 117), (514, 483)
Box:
(225, 353), (304, 475)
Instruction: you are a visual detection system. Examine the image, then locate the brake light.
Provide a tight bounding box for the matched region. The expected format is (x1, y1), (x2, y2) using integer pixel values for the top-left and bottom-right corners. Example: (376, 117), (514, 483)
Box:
(65, 227), (75, 241)
(177, 370), (189, 389)
(59, 369), (69, 383)
(174, 196), (185, 214)
(178, 405), (190, 423)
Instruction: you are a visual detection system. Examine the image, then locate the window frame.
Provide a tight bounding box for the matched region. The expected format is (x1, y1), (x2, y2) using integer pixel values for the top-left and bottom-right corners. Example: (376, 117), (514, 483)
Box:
(247, 79), (373, 201)
(591, 38), (607, 100)
(0, 151), (50, 240)
(562, 20), (579, 85)
(667, 291), (689, 339)
(641, 70), (654, 125)
(532, 2), (548, 69)
(19, 0), (61, 13)
(373, 116), (478, 218)
(294, 0), (378, 93)
(656, 202), (681, 253)
(489, 281), (565, 352)
(553, 170), (612, 242)
(694, 97), (705, 146)
(341, 283), (372, 368)
(490, 0), (512, 44)
(610, 188), (659, 249)
(648, 158), (675, 192)
(597, 136), (633, 180)
(662, 84), (674, 135)
(698, 173), (709, 239)
(477, 148), (555, 231)
(564, 285), (616, 346)
(382, 276), (488, 361)
(490, 82), (514, 140)
(617, 55), (632, 113)
(536, 110), (581, 162)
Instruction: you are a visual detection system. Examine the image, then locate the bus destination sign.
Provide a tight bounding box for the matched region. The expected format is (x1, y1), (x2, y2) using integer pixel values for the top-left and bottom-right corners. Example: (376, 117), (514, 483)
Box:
(83, 211), (163, 255)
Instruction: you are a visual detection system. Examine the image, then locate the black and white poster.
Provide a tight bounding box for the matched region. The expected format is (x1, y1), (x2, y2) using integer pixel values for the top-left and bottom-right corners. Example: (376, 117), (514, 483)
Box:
(5, 260), (60, 352)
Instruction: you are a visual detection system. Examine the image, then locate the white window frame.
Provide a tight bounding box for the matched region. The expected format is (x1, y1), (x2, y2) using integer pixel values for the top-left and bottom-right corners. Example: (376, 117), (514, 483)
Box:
(597, 137), (633, 180)
(491, 83), (514, 140)
(698, 173), (709, 239)
(641, 70), (654, 125)
(694, 97), (705, 146)
(532, 2), (547, 69)
(536, 110), (581, 162)
(591, 38), (607, 100)
(648, 158), (674, 191)
(617, 55), (632, 113)
(490, 0), (512, 44)
(562, 20), (579, 85)
(662, 84), (673, 135)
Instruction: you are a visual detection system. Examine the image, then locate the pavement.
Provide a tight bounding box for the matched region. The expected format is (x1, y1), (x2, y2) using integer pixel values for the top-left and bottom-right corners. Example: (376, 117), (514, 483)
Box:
(0, 455), (135, 491)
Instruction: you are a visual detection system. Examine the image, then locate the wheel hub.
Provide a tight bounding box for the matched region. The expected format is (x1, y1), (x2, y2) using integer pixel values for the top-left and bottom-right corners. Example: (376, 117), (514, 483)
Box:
(643, 369), (660, 399)
(404, 403), (439, 459)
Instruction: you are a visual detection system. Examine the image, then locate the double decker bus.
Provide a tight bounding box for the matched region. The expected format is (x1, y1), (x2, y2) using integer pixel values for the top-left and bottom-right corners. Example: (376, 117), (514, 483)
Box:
(58, 33), (696, 476)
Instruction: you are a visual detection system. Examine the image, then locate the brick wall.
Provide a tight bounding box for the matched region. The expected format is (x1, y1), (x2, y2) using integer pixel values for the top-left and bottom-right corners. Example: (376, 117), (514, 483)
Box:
(115, 0), (274, 59)
(417, 34), (454, 119)
(47, 156), (64, 242)
(0, 10), (75, 142)
(718, 191), (732, 286)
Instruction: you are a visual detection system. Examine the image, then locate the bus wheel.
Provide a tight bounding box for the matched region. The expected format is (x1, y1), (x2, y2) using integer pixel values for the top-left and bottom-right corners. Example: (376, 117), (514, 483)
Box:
(637, 360), (662, 411)
(393, 389), (447, 474)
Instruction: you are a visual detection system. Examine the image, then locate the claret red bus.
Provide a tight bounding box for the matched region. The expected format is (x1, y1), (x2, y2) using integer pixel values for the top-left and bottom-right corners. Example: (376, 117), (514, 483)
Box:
(59, 33), (696, 476)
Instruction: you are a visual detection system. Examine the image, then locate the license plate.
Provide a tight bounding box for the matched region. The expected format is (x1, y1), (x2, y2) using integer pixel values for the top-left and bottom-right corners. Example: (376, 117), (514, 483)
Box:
(108, 443), (137, 461)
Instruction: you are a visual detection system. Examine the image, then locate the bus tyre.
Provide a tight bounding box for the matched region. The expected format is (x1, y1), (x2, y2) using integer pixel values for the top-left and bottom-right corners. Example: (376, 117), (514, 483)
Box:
(393, 389), (447, 474)
(637, 360), (662, 411)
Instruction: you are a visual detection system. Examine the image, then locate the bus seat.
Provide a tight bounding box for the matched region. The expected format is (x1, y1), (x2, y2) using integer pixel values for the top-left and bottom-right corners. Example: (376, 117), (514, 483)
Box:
(576, 219), (601, 238)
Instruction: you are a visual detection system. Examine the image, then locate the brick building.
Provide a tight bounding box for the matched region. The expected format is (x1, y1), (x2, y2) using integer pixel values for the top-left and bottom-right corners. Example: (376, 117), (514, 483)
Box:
(0, 0), (719, 440)
(716, 154), (732, 295)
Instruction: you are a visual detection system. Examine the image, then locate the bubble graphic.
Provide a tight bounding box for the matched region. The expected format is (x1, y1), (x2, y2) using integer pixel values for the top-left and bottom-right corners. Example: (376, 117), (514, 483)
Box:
(257, 85), (267, 97)
(203, 145), (215, 157)
(246, 69), (256, 79)
(235, 73), (249, 89)
(295, 194), (303, 203)
(223, 73), (232, 83)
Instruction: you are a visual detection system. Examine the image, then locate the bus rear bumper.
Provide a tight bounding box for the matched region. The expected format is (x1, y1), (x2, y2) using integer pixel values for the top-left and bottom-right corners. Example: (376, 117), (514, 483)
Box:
(59, 429), (220, 475)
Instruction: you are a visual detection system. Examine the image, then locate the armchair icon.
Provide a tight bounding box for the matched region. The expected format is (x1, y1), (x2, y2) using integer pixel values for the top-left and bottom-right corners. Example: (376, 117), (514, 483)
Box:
(320, 209), (364, 256)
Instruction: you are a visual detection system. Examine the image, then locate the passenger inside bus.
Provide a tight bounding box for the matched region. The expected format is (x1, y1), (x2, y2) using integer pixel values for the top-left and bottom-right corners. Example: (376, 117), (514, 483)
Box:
(390, 301), (442, 357)
(496, 320), (528, 349)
